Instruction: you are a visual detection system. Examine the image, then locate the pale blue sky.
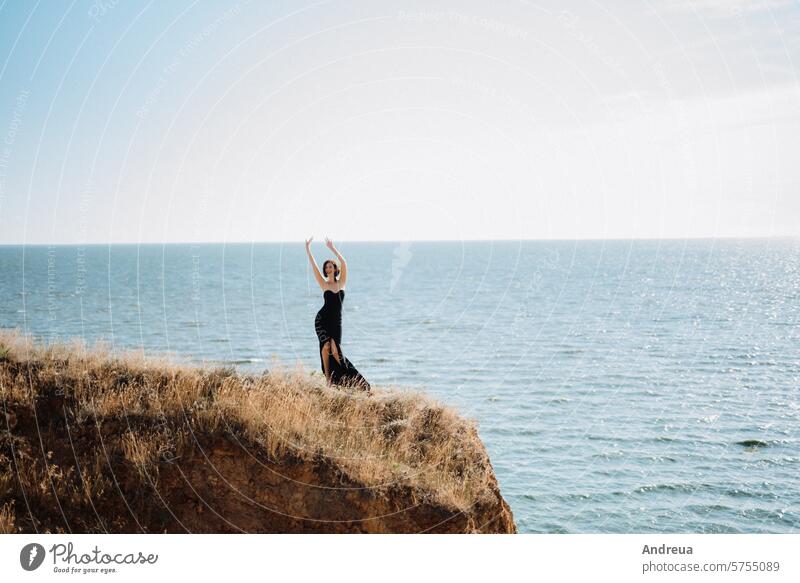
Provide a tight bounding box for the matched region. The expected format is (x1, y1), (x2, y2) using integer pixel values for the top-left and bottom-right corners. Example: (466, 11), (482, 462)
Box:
(0, 0), (798, 243)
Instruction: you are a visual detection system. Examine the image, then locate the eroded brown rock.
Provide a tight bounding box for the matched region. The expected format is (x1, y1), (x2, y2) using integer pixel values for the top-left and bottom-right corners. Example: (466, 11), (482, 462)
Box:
(0, 332), (516, 534)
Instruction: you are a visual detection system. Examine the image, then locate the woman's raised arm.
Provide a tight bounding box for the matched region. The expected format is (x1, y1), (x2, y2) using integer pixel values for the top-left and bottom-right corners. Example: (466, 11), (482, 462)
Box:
(325, 236), (347, 287)
(305, 237), (325, 287)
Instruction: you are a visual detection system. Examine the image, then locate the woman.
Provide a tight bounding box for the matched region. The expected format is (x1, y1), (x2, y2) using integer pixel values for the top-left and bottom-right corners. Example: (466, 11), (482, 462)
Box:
(305, 236), (370, 392)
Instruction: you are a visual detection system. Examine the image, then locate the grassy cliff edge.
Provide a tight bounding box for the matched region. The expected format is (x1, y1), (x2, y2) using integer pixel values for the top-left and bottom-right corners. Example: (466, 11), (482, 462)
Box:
(0, 329), (516, 533)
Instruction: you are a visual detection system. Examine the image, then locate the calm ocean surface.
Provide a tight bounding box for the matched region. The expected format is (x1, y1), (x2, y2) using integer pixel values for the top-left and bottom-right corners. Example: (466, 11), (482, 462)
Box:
(1, 239), (798, 533)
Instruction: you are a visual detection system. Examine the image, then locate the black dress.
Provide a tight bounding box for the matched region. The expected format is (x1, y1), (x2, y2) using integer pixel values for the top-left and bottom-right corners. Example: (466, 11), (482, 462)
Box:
(314, 289), (370, 392)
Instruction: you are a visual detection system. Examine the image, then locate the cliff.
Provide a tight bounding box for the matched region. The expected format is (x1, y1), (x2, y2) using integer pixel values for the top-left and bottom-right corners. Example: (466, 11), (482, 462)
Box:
(0, 329), (515, 533)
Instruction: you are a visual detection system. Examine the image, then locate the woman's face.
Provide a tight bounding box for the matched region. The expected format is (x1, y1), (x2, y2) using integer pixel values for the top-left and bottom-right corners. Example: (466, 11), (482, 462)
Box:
(325, 262), (335, 278)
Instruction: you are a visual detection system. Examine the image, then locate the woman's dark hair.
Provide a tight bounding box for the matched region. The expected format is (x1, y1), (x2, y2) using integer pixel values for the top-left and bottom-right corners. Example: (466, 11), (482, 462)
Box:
(322, 259), (340, 280)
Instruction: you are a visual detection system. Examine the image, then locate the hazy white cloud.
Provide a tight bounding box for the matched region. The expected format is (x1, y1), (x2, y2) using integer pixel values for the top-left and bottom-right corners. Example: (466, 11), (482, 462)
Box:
(665, 0), (797, 17)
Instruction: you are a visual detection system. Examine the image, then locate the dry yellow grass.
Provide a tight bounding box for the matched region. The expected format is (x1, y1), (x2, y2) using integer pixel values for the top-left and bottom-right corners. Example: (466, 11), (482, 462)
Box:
(0, 500), (16, 534)
(0, 328), (496, 513)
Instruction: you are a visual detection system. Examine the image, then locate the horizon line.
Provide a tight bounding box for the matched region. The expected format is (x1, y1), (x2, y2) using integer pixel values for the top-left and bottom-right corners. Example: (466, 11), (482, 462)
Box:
(0, 235), (797, 247)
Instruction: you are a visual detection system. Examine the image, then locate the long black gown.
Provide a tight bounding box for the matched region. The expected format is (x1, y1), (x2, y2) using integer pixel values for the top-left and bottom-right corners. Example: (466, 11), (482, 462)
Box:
(314, 289), (370, 392)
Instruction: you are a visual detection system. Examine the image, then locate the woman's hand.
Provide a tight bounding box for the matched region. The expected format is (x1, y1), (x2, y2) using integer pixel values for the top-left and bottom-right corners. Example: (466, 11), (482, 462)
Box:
(324, 236), (335, 251)
(305, 236), (313, 249)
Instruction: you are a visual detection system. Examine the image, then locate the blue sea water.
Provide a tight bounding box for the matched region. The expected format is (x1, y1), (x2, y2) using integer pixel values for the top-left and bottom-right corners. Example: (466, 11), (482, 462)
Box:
(1, 239), (798, 533)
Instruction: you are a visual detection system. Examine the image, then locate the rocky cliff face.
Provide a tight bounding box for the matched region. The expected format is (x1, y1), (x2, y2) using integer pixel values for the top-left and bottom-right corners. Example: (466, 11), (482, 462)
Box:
(0, 330), (516, 534)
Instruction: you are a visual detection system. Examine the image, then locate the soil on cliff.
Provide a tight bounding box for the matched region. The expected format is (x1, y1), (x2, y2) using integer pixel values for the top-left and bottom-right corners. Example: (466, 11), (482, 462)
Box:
(0, 329), (515, 533)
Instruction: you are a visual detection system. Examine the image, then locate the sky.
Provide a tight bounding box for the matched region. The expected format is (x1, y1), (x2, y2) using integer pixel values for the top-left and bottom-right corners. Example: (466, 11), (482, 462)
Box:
(0, 0), (798, 244)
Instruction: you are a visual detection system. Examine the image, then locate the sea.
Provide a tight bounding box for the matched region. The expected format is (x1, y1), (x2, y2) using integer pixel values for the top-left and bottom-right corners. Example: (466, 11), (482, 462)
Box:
(1, 238), (798, 533)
